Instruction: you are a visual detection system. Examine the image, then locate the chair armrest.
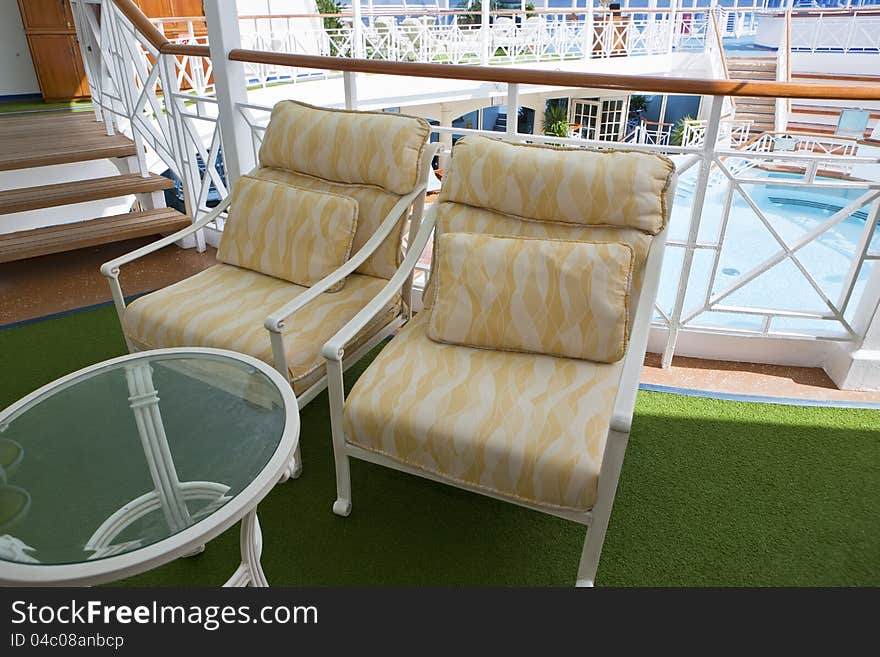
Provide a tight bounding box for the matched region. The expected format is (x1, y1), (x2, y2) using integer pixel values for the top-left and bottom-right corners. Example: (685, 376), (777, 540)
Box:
(263, 184), (426, 333)
(99, 198), (231, 278)
(322, 204), (437, 362)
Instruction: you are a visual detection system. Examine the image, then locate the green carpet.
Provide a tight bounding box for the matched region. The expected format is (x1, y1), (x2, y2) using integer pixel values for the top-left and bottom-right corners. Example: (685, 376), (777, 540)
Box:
(1, 306), (878, 586)
(0, 99), (93, 115)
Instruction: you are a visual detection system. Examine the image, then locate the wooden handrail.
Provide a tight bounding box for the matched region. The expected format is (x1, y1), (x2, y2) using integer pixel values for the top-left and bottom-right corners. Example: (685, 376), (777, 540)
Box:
(111, 0), (170, 51)
(163, 43), (211, 56)
(227, 50), (880, 101)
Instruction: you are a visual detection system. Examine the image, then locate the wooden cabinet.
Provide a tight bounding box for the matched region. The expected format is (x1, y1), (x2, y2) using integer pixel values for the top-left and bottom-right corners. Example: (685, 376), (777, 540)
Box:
(26, 34), (89, 101)
(18, 0), (75, 31)
(17, 0), (88, 101)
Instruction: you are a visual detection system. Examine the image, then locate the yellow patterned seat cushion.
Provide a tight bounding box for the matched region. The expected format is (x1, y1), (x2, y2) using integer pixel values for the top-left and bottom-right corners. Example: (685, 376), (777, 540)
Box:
(440, 136), (675, 234)
(217, 176), (358, 291)
(428, 233), (634, 363)
(124, 264), (401, 395)
(344, 313), (624, 512)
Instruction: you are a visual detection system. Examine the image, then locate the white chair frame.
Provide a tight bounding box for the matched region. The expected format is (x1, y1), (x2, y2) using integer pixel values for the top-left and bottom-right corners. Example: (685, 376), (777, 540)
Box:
(322, 178), (675, 586)
(101, 143), (441, 480)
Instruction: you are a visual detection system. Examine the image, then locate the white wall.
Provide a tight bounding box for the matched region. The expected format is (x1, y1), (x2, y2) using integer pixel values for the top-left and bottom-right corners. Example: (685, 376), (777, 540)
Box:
(0, 0), (39, 96)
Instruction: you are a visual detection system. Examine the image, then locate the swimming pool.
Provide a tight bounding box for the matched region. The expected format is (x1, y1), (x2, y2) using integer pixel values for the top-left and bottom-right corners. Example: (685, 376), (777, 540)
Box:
(657, 170), (879, 337)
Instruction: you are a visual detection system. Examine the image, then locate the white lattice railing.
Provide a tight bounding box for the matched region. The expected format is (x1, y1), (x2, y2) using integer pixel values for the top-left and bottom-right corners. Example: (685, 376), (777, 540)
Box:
(153, 8), (706, 68)
(788, 9), (880, 54)
(682, 119), (754, 149)
(72, 1), (880, 372)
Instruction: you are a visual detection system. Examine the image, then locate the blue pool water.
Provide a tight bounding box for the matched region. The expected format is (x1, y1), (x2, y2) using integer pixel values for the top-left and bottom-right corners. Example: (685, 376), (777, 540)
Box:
(657, 172), (879, 335)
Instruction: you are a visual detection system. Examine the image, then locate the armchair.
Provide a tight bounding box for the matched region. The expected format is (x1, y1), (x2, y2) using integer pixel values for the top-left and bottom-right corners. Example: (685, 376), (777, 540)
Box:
(102, 100), (436, 479)
(322, 136), (676, 585)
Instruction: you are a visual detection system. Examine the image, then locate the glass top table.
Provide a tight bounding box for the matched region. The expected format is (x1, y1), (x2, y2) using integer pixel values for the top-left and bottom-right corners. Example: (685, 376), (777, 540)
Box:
(0, 348), (299, 587)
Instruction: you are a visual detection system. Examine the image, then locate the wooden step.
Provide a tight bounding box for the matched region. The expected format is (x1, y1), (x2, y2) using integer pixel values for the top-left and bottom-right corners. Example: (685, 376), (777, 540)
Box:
(0, 209), (190, 263)
(0, 174), (174, 215)
(728, 72), (777, 80)
(791, 105), (880, 120)
(0, 112), (137, 171)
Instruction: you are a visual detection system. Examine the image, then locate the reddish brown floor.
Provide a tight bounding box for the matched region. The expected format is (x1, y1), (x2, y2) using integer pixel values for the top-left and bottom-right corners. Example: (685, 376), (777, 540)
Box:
(2, 239), (879, 403)
(642, 353), (880, 403)
(0, 237), (217, 325)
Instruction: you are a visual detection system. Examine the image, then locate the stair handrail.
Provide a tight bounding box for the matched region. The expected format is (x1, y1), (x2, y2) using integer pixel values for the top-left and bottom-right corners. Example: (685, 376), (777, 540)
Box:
(709, 9), (735, 118)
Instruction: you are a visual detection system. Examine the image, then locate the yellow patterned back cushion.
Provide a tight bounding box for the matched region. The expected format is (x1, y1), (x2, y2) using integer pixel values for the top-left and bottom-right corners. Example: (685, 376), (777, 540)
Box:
(428, 233), (634, 363)
(258, 100), (431, 196)
(217, 176), (357, 291)
(255, 167), (403, 280)
(421, 201), (652, 317)
(439, 136), (675, 234)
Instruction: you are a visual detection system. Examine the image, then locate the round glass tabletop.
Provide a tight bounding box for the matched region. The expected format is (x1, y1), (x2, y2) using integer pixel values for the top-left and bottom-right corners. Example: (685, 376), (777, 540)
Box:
(0, 350), (290, 568)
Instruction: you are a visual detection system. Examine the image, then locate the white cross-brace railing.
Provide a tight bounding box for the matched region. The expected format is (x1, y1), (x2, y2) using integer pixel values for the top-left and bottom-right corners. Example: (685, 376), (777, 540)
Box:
(74, 0), (880, 373)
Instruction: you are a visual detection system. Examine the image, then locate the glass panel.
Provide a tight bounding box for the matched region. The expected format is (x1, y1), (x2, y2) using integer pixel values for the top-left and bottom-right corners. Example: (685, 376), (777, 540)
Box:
(770, 316), (849, 339)
(0, 354), (286, 566)
(655, 244), (684, 317)
(686, 311), (766, 332)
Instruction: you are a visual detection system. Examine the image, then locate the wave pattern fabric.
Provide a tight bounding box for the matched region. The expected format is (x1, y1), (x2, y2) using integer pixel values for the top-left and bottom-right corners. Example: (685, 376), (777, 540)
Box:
(428, 233), (634, 363)
(439, 136), (675, 234)
(258, 100), (431, 197)
(217, 176), (358, 291)
(344, 314), (623, 512)
(124, 265), (400, 395)
(422, 202), (653, 322)
(255, 167), (403, 280)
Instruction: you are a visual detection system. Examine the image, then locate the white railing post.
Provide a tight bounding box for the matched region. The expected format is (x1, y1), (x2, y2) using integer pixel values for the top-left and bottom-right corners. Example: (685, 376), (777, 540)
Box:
(662, 95), (725, 368)
(774, 10), (790, 132)
(353, 0), (365, 58)
(667, 0), (679, 53)
(481, 0), (491, 65)
(506, 83), (519, 138)
(159, 53), (206, 252)
(204, 0), (255, 183)
(344, 71), (359, 110)
(828, 202), (880, 391)
(583, 1), (595, 58)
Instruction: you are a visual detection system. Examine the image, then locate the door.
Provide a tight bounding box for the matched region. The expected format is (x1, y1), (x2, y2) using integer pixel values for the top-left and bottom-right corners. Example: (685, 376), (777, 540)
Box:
(27, 35), (88, 101)
(598, 97), (629, 141)
(570, 100), (600, 140)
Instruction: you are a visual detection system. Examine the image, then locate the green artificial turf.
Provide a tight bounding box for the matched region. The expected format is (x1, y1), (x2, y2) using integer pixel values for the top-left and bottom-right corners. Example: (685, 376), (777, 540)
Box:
(0, 99), (94, 115)
(1, 305), (878, 586)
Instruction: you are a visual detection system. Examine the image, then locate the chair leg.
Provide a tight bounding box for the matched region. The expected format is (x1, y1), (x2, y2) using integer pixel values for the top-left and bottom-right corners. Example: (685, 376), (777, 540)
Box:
(575, 429), (629, 587)
(576, 522), (604, 587)
(332, 450), (352, 517)
(327, 358), (352, 516)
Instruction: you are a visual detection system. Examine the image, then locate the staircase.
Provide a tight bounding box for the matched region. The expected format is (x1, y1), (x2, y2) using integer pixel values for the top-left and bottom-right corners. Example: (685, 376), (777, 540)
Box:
(493, 112), (508, 132)
(725, 57), (778, 135)
(0, 112), (189, 264)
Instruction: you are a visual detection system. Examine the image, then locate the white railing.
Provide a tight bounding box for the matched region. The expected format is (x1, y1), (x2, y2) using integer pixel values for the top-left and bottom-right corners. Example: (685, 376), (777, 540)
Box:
(153, 9), (701, 68)
(72, 1), (880, 378)
(716, 6), (764, 38)
(682, 119), (753, 149)
(757, 9), (880, 53)
(72, 0), (227, 239)
(625, 119), (673, 146)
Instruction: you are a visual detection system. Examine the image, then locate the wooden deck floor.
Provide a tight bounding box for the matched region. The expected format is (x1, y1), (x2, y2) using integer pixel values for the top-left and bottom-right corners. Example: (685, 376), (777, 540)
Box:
(0, 111), (136, 172)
